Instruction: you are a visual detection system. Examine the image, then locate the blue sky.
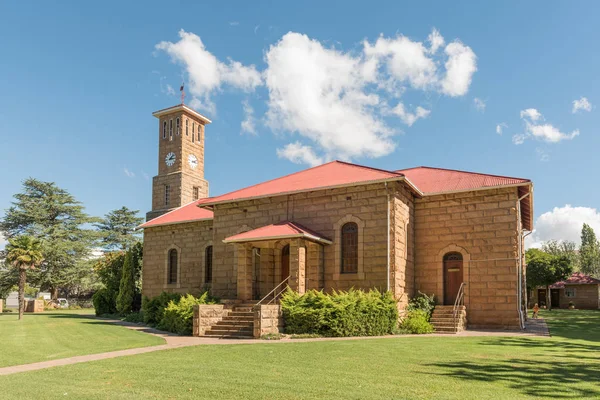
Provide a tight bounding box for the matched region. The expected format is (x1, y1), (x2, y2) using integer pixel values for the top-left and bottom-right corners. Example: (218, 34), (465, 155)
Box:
(1, 1), (599, 248)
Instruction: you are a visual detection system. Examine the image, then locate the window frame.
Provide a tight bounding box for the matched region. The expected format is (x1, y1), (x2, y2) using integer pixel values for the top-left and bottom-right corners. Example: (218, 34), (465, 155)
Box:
(193, 186), (199, 200)
(185, 119), (188, 136)
(176, 117), (180, 135)
(169, 119), (173, 141)
(162, 121), (167, 139)
(565, 287), (576, 298)
(168, 249), (178, 284)
(205, 245), (213, 284)
(164, 184), (170, 207)
(333, 215), (365, 280)
(340, 222), (359, 274)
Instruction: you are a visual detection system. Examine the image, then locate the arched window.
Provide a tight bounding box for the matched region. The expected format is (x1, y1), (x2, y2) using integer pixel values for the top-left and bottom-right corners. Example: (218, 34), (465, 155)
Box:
(169, 119), (173, 140)
(198, 125), (202, 142)
(168, 249), (178, 284)
(192, 124), (195, 143)
(205, 245), (213, 283)
(176, 118), (180, 135)
(162, 121), (167, 139)
(185, 119), (189, 136)
(341, 222), (358, 273)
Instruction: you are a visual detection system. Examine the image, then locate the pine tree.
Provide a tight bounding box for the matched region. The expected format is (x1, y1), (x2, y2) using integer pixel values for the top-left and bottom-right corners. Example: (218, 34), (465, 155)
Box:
(0, 178), (99, 299)
(580, 223), (600, 277)
(95, 207), (144, 251)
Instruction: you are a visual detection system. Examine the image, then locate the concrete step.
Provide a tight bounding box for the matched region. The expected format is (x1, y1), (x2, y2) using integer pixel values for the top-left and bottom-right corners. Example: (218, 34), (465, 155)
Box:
(229, 311), (254, 318)
(204, 334), (255, 339)
(434, 305), (466, 309)
(432, 310), (466, 316)
(205, 327), (253, 336)
(222, 315), (254, 323)
(214, 321), (253, 328)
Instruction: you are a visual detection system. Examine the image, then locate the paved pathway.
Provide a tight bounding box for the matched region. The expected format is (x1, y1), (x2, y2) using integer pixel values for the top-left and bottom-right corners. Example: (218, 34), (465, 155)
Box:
(0, 315), (550, 376)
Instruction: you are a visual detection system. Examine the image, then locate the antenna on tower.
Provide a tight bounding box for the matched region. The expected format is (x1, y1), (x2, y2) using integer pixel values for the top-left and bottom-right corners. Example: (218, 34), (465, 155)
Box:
(180, 82), (185, 105)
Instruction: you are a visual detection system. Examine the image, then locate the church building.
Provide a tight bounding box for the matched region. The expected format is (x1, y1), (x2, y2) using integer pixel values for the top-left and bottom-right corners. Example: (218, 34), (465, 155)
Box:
(140, 103), (534, 331)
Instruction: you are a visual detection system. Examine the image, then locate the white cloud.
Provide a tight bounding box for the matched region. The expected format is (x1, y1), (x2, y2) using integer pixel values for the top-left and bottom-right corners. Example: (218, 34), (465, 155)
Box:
(526, 205), (600, 249)
(520, 108), (542, 122)
(496, 122), (507, 135)
(572, 97), (592, 113)
(276, 142), (324, 166)
(0, 233), (6, 250)
(440, 41), (477, 97)
(364, 35), (438, 90)
(512, 133), (526, 145)
(123, 167), (135, 178)
(427, 28), (445, 54)
(229, 21), (239, 26)
(536, 147), (550, 162)
(165, 84), (176, 96)
(516, 108), (579, 144)
(155, 30), (262, 113)
(240, 99), (257, 135)
(392, 103), (430, 126)
(158, 28), (477, 165)
(474, 97), (486, 112)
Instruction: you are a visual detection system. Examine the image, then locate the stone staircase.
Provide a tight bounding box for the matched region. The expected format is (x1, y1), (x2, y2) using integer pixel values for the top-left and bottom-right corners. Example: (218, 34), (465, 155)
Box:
(203, 302), (256, 339)
(430, 305), (467, 334)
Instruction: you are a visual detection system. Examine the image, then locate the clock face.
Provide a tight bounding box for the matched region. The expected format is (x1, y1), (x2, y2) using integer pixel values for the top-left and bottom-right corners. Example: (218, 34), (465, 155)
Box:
(188, 154), (198, 169)
(165, 152), (176, 167)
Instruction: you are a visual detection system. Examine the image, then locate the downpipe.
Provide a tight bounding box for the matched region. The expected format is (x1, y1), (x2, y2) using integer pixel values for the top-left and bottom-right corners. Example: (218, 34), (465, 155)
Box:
(385, 182), (390, 293)
(517, 191), (531, 330)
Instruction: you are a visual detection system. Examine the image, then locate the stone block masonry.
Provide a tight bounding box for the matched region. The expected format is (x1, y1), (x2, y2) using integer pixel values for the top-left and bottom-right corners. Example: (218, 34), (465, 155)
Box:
(193, 304), (226, 336)
(414, 187), (522, 329)
(253, 304), (283, 338)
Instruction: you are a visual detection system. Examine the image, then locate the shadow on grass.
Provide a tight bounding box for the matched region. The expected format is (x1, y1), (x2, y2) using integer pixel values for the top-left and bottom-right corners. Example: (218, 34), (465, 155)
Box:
(425, 356), (600, 399)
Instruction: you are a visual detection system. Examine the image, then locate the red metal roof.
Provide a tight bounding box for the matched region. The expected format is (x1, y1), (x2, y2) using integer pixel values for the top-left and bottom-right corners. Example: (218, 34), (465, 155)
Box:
(223, 221), (332, 244)
(201, 161), (404, 206)
(139, 200), (214, 229)
(141, 162), (533, 228)
(550, 272), (600, 288)
(396, 166), (530, 195)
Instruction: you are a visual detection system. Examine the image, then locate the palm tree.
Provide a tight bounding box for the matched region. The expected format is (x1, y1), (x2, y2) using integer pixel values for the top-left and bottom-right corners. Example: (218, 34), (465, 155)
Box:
(5, 236), (44, 320)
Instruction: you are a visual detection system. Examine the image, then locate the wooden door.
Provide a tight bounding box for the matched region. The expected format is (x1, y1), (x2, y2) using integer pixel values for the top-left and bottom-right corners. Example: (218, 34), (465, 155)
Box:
(281, 245), (290, 284)
(551, 289), (560, 308)
(444, 253), (463, 305)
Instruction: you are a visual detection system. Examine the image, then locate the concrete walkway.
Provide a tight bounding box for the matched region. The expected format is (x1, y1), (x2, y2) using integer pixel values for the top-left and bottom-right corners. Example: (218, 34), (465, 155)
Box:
(0, 315), (550, 376)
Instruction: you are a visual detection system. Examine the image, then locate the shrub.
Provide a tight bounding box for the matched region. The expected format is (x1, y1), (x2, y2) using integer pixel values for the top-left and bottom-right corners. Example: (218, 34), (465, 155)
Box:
(141, 292), (182, 325)
(406, 292), (436, 320)
(123, 311), (144, 323)
(281, 289), (398, 337)
(399, 310), (434, 334)
(157, 292), (215, 335)
(116, 250), (135, 315)
(92, 288), (117, 316)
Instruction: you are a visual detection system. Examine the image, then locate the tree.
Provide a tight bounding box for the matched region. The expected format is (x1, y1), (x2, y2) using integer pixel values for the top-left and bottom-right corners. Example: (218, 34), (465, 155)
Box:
(5, 236), (44, 320)
(526, 248), (573, 311)
(116, 250), (135, 314)
(0, 178), (99, 299)
(95, 207), (143, 251)
(542, 240), (579, 271)
(580, 223), (600, 277)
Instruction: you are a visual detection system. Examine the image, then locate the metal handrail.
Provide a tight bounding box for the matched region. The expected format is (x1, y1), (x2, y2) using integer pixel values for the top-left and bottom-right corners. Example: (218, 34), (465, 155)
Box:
(452, 282), (467, 322)
(256, 276), (290, 306)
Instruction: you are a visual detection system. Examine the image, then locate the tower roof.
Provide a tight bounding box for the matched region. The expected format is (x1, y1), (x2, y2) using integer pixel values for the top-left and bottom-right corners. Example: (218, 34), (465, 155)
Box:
(152, 104), (212, 124)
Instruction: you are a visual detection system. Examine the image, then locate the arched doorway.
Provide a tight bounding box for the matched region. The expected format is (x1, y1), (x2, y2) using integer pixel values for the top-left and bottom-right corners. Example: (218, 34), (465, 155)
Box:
(281, 244), (290, 283)
(443, 252), (463, 305)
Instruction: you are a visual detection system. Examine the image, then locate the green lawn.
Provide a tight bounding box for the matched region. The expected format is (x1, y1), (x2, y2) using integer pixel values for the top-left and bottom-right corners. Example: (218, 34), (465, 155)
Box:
(0, 311), (165, 368)
(0, 310), (598, 399)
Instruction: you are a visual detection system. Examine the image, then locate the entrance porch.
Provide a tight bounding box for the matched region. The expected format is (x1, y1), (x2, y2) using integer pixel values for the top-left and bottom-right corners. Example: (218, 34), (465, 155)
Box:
(222, 221), (332, 302)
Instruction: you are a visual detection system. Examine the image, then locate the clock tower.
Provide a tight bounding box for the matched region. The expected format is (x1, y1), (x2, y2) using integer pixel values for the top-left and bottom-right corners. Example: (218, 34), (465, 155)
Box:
(146, 104), (210, 221)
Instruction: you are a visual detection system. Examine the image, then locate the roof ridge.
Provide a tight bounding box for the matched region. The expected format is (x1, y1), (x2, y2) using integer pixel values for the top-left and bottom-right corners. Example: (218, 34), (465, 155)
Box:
(396, 165), (530, 182)
(333, 160), (404, 177)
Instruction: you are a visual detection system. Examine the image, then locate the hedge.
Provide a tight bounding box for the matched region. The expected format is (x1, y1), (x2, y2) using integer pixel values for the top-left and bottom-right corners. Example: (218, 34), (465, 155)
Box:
(280, 289), (398, 337)
(142, 291), (217, 335)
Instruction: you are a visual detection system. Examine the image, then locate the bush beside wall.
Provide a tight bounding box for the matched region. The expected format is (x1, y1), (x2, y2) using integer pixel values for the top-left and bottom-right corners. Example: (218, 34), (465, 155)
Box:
(142, 291), (216, 335)
(281, 289), (398, 337)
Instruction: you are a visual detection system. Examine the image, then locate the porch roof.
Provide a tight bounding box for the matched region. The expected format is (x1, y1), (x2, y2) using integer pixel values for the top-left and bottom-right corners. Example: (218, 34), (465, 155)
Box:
(223, 221), (332, 245)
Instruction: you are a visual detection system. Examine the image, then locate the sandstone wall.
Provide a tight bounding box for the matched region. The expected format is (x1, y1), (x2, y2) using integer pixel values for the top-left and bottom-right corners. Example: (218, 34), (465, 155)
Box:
(142, 220), (213, 299)
(414, 187), (521, 329)
(210, 182), (413, 299)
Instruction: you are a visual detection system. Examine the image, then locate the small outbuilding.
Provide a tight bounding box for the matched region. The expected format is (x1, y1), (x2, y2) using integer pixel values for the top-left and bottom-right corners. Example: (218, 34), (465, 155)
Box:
(531, 272), (600, 309)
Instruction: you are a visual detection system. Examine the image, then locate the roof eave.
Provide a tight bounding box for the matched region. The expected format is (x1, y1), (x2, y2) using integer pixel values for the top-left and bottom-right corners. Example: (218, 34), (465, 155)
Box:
(138, 217), (213, 230)
(422, 182), (532, 197)
(223, 233), (332, 245)
(152, 104), (212, 124)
